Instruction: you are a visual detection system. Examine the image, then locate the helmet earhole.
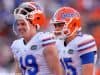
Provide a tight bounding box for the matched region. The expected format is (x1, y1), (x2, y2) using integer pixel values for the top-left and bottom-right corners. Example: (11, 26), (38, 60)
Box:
(71, 23), (76, 29)
(37, 17), (40, 20)
(73, 23), (76, 27)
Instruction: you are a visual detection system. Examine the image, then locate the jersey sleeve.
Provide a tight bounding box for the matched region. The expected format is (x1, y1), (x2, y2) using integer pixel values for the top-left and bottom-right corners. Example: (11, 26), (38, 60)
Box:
(80, 51), (95, 64)
(11, 40), (18, 58)
(77, 34), (97, 56)
(40, 32), (56, 47)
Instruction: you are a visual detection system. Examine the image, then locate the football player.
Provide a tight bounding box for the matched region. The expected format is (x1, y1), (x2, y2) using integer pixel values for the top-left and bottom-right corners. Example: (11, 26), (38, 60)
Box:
(11, 2), (64, 75)
(51, 7), (97, 75)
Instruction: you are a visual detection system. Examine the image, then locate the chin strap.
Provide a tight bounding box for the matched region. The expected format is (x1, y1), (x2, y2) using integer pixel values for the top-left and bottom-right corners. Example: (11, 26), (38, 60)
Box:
(36, 24), (40, 30)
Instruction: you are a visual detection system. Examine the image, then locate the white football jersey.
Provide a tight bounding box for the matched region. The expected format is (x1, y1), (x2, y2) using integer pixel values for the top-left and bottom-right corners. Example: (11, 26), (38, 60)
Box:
(56, 34), (97, 75)
(11, 32), (56, 75)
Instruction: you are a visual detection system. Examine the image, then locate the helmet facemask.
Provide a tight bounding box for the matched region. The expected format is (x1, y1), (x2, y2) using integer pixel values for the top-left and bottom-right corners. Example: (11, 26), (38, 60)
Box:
(13, 14), (31, 37)
(13, 7), (34, 36)
(51, 21), (69, 40)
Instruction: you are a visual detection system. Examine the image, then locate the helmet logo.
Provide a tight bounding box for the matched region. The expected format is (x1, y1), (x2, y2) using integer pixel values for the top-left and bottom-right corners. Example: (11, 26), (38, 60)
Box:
(61, 13), (78, 19)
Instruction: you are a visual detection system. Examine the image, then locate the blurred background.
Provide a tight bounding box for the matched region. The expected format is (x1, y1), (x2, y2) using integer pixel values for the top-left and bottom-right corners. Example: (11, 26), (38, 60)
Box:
(0, 0), (99, 75)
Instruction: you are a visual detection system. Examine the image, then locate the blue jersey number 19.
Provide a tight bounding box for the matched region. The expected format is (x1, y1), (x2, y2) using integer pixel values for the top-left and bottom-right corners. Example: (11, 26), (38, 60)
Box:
(20, 55), (38, 75)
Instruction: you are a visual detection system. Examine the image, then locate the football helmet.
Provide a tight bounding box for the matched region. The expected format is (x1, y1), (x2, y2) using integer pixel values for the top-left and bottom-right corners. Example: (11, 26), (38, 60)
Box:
(13, 2), (46, 35)
(51, 7), (81, 39)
